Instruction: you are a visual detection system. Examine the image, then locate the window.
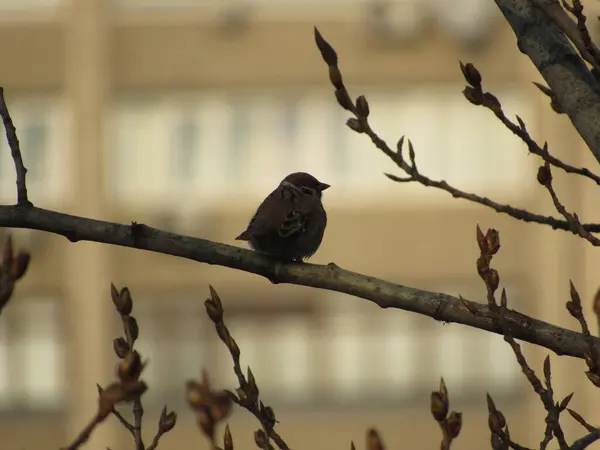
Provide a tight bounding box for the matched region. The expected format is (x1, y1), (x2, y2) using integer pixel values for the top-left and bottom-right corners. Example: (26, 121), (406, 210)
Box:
(228, 97), (250, 181)
(431, 281), (525, 399)
(0, 296), (66, 412)
(171, 109), (199, 183)
(0, 97), (70, 205)
(20, 117), (47, 184)
(309, 284), (526, 407)
(126, 298), (210, 408)
(110, 87), (535, 208)
(315, 294), (420, 406)
(213, 301), (316, 406)
(0, 0), (64, 12)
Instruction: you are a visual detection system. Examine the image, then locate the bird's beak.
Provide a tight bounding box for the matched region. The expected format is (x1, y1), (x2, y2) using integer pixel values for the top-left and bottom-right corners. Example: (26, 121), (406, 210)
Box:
(318, 182), (330, 191)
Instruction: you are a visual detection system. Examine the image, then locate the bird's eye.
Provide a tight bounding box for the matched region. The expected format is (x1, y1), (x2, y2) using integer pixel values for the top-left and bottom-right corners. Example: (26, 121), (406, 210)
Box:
(300, 186), (315, 196)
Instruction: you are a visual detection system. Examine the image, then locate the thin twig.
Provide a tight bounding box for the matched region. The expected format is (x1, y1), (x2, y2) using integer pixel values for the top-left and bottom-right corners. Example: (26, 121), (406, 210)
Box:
(312, 28), (600, 237)
(112, 408), (135, 434)
(122, 316), (145, 450)
(146, 430), (164, 450)
(205, 287), (289, 450)
(61, 412), (107, 450)
(0, 87), (31, 207)
(537, 162), (600, 245)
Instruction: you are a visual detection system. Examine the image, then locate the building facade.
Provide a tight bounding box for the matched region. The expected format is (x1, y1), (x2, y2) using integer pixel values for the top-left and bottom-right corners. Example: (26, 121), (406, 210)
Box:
(0, 1), (598, 449)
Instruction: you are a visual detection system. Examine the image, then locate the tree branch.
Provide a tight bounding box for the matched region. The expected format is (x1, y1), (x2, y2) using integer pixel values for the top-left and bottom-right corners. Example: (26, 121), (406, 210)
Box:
(0, 203), (598, 360)
(0, 88), (32, 207)
(493, 0), (600, 164)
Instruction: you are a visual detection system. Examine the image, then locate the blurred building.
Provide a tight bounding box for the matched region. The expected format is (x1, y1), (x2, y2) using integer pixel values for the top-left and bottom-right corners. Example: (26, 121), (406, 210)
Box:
(0, 0), (597, 449)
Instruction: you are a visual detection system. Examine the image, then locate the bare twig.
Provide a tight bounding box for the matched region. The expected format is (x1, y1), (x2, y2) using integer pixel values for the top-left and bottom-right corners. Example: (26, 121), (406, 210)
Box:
(204, 286), (289, 450)
(312, 28), (600, 237)
(146, 406), (177, 450)
(535, 162), (600, 245)
(111, 285), (148, 450)
(430, 378), (462, 449)
(111, 408), (135, 435)
(61, 411), (108, 450)
(458, 63), (600, 186)
(0, 87), (32, 207)
(560, 0), (600, 69)
(570, 431), (600, 450)
(475, 226), (570, 450)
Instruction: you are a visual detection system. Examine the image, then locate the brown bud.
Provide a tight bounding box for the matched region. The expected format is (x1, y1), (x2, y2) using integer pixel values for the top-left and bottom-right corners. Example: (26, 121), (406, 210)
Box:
(584, 352), (598, 372)
(585, 370), (600, 388)
(446, 411), (462, 439)
(118, 288), (133, 316)
(487, 268), (500, 292)
(593, 288), (600, 317)
(111, 285), (133, 316)
(260, 402), (276, 428)
(356, 95), (370, 118)
(186, 381), (204, 409)
(224, 424), (234, 450)
(211, 391), (233, 421)
(566, 301), (579, 318)
(10, 252), (30, 280)
(335, 88), (354, 112)
(208, 285), (223, 310)
(346, 118), (363, 133)
(477, 255), (490, 279)
(537, 165), (552, 186)
(483, 93), (502, 113)
(430, 391), (448, 421)
(476, 225), (487, 253)
(98, 385), (121, 418)
(197, 410), (215, 440)
(121, 380), (148, 402)
(463, 86), (483, 106)
(491, 433), (509, 450)
(314, 27), (338, 66)
(113, 337), (130, 359)
(159, 406), (178, 433)
(118, 350), (143, 381)
(559, 392), (574, 411)
(254, 429), (267, 449)
(366, 428), (384, 450)
(460, 61), (482, 87)
(111, 283), (119, 307)
(245, 367), (259, 401)
(488, 409), (506, 435)
(329, 66), (344, 90)
(485, 229), (500, 255)
(123, 316), (139, 342)
(228, 336), (240, 359)
(205, 300), (223, 324)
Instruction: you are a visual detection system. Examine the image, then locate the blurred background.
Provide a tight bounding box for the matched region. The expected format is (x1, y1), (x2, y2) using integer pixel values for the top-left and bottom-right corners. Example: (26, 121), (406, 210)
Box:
(1, 0), (600, 449)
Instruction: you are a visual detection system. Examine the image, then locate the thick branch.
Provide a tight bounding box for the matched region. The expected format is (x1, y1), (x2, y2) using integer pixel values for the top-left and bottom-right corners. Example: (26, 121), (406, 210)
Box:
(493, 0), (600, 164)
(0, 204), (598, 359)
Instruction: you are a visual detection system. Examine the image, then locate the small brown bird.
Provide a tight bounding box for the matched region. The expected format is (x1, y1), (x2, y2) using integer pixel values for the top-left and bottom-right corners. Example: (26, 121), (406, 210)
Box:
(236, 172), (330, 261)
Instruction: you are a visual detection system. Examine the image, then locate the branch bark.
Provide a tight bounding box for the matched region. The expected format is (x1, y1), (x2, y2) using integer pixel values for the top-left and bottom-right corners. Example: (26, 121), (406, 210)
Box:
(0, 203), (597, 359)
(493, 0), (600, 165)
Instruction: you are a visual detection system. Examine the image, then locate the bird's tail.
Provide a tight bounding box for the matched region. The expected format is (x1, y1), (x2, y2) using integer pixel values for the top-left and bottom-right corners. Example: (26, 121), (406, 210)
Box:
(235, 229), (251, 241)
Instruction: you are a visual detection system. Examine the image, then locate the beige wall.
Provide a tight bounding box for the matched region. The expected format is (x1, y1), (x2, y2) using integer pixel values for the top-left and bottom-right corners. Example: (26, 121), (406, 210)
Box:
(0, 1), (597, 450)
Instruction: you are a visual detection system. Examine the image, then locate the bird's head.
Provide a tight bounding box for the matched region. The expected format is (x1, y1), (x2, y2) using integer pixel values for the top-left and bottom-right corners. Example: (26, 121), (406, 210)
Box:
(281, 172), (330, 197)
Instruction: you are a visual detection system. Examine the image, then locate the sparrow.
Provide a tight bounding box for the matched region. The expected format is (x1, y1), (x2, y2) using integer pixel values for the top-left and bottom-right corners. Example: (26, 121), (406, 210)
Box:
(236, 172), (330, 261)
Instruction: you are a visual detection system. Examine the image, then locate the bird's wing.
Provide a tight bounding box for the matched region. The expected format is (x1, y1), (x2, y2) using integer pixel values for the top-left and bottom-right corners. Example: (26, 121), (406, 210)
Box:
(238, 185), (311, 239)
